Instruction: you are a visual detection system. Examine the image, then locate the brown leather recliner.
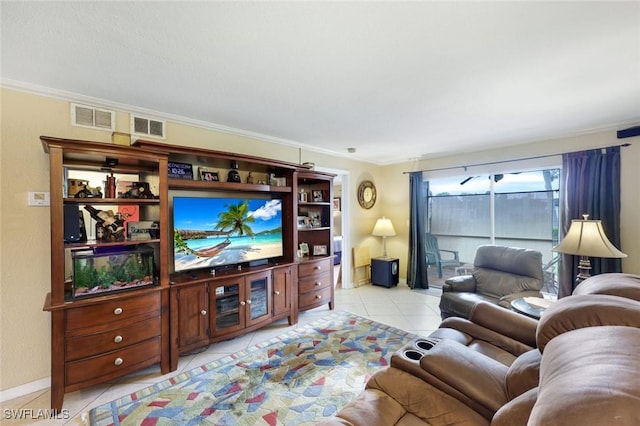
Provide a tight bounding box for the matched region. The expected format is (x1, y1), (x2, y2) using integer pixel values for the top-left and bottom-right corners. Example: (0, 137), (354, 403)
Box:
(432, 272), (640, 366)
(439, 245), (543, 320)
(319, 274), (640, 426)
(430, 301), (538, 366)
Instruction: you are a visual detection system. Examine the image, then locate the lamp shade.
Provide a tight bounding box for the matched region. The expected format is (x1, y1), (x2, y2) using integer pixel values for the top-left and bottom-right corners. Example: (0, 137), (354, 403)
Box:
(552, 216), (627, 258)
(372, 217), (396, 237)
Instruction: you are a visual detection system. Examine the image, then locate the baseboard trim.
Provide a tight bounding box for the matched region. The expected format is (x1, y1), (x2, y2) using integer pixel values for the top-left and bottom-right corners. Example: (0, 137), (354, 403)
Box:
(0, 377), (50, 403)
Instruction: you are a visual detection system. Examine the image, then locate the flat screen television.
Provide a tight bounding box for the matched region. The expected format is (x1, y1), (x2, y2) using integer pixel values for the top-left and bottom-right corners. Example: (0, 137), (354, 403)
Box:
(172, 196), (284, 273)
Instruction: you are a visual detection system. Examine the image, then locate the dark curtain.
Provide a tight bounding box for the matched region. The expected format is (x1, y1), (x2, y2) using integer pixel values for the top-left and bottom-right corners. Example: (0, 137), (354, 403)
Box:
(407, 172), (429, 289)
(558, 146), (623, 298)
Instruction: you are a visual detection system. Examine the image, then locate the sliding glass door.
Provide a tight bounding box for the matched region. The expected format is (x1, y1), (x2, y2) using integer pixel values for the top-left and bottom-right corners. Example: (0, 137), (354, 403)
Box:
(427, 169), (559, 294)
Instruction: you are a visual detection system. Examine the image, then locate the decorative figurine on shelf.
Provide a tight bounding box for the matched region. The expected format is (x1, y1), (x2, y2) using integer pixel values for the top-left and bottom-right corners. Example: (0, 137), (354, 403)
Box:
(246, 171), (254, 184)
(299, 188), (308, 202)
(105, 172), (116, 198)
(121, 181), (157, 199)
(74, 183), (102, 198)
(227, 160), (241, 183)
(84, 205), (126, 242)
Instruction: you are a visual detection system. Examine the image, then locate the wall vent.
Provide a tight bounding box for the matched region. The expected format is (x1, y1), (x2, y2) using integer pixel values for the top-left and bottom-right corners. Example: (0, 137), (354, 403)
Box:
(131, 115), (166, 139)
(71, 103), (115, 131)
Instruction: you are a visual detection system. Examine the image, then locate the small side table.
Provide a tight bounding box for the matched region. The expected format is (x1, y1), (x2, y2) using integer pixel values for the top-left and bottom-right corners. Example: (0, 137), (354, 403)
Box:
(371, 257), (399, 288)
(510, 297), (552, 319)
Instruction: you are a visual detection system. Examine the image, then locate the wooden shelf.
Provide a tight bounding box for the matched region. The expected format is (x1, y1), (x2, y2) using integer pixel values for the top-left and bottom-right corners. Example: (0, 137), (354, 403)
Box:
(63, 238), (161, 249)
(64, 198), (159, 204)
(169, 178), (291, 193)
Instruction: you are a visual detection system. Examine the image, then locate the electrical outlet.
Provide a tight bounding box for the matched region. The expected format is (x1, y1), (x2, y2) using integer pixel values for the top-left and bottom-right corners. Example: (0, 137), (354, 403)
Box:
(28, 191), (50, 206)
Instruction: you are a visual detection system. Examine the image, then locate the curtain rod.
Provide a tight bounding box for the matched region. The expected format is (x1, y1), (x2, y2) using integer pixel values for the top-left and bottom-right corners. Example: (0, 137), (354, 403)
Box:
(403, 143), (631, 174)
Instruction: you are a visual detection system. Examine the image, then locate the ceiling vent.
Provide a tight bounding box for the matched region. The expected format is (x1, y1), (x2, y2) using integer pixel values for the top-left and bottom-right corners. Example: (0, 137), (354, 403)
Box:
(71, 103), (115, 131)
(131, 115), (166, 139)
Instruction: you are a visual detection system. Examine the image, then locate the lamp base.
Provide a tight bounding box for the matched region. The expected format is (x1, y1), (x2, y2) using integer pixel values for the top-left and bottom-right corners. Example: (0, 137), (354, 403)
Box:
(575, 256), (592, 285)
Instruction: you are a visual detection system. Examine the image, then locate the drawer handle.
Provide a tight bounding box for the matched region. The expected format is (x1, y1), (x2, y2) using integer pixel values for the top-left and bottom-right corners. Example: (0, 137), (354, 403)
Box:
(113, 307), (123, 315)
(314, 266), (321, 270)
(315, 281), (322, 286)
(316, 295), (322, 300)
(113, 335), (123, 343)
(240, 301), (246, 306)
(114, 358), (123, 366)
(274, 291), (280, 296)
(201, 310), (207, 316)
(246, 299), (252, 305)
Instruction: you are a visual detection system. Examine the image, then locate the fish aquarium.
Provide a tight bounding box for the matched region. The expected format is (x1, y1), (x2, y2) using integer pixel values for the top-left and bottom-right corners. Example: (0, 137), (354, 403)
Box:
(71, 247), (157, 299)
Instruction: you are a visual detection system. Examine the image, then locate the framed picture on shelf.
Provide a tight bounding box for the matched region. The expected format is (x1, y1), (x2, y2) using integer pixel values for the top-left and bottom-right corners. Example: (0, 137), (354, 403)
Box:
(313, 245), (328, 256)
(332, 197), (341, 212)
(199, 167), (219, 182)
(312, 190), (323, 202)
(297, 216), (310, 228)
(299, 242), (309, 256)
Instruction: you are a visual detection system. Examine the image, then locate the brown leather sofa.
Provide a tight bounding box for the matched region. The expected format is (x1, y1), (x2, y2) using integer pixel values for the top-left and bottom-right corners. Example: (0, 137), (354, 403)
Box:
(439, 245), (543, 320)
(432, 272), (640, 366)
(318, 274), (640, 425)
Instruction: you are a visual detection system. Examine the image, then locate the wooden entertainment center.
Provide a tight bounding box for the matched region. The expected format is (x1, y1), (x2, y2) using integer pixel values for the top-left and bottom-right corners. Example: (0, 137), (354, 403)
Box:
(42, 136), (334, 410)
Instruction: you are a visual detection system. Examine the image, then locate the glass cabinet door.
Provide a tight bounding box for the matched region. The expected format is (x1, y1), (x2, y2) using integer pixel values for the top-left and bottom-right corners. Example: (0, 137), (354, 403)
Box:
(249, 278), (268, 320)
(247, 271), (271, 325)
(214, 283), (240, 331)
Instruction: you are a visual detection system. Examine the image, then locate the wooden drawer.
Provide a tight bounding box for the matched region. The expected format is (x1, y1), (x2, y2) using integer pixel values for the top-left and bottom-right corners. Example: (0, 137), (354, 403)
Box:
(65, 317), (161, 361)
(65, 337), (161, 386)
(298, 258), (332, 278)
(65, 292), (161, 331)
(299, 286), (332, 309)
(298, 271), (331, 294)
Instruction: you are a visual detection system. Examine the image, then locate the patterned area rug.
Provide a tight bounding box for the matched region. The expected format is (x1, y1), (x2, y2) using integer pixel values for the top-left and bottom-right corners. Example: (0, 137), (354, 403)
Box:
(90, 311), (418, 425)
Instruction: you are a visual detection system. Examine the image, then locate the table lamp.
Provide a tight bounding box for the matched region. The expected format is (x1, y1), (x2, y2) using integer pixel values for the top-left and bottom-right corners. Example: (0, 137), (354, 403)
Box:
(552, 214), (627, 284)
(372, 216), (396, 258)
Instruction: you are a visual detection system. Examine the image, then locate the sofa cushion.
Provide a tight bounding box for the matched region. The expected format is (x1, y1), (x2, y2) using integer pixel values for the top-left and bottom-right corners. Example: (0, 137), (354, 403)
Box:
(529, 326), (640, 425)
(505, 349), (541, 399)
(536, 294), (640, 351)
(366, 367), (490, 426)
(474, 268), (542, 299)
(317, 388), (407, 426)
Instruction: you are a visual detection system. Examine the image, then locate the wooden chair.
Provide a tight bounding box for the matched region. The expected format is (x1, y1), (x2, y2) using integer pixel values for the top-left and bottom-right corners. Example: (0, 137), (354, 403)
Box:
(353, 246), (371, 286)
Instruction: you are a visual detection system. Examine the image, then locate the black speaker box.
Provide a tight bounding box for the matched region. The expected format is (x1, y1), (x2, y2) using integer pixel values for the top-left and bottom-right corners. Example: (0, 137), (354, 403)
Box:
(64, 204), (82, 242)
(371, 258), (399, 288)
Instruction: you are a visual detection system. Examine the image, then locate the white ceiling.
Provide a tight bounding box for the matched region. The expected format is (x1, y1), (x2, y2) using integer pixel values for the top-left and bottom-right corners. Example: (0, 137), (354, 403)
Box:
(2, 1), (639, 165)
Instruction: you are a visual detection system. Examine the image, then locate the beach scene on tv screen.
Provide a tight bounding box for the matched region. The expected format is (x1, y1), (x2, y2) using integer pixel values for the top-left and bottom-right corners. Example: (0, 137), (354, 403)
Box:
(173, 197), (283, 272)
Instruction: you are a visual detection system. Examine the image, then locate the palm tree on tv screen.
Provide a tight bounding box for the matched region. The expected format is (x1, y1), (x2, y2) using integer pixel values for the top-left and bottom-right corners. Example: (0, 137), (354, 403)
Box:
(216, 200), (255, 240)
(174, 200), (255, 258)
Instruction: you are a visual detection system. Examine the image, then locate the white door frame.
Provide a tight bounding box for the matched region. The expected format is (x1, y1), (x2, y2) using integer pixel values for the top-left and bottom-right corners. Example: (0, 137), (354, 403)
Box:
(316, 166), (351, 289)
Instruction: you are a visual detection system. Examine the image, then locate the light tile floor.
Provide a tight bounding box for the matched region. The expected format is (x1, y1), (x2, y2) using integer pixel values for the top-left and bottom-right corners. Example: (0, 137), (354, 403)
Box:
(1, 282), (443, 425)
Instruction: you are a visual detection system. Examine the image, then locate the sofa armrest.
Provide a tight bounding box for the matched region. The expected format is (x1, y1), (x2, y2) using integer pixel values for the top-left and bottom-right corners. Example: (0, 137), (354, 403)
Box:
(443, 275), (477, 292)
(469, 301), (538, 348)
(418, 339), (509, 415)
(439, 316), (536, 357)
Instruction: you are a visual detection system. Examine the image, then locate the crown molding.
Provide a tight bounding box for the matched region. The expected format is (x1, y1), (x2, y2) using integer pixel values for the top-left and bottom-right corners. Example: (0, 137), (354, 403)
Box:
(1, 78), (380, 164)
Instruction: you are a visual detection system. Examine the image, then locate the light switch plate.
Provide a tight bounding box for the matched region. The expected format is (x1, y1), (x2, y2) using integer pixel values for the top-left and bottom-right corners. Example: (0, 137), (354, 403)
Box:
(28, 191), (50, 206)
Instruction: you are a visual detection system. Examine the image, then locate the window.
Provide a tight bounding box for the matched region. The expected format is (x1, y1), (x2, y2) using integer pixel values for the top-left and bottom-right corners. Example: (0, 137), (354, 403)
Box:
(427, 169), (559, 294)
